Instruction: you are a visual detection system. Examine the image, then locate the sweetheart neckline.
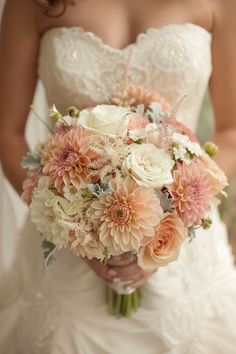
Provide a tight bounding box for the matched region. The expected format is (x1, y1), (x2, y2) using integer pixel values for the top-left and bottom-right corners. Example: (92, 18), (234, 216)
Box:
(40, 22), (212, 53)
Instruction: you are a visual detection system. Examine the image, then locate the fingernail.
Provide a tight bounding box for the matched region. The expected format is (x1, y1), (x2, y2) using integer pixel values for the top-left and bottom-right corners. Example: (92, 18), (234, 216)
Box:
(113, 277), (121, 283)
(125, 280), (133, 285)
(108, 269), (117, 276)
(125, 286), (135, 294)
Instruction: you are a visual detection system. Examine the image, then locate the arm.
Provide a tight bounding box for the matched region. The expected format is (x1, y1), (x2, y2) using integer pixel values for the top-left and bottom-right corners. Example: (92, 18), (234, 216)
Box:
(210, 0), (236, 177)
(0, 0), (40, 194)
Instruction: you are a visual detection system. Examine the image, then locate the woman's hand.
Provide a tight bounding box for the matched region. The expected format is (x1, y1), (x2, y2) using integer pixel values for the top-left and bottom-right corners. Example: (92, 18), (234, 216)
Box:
(84, 253), (156, 294)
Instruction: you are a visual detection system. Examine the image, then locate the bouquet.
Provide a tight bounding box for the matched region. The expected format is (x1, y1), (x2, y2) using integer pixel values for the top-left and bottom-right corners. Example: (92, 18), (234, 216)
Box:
(22, 84), (228, 317)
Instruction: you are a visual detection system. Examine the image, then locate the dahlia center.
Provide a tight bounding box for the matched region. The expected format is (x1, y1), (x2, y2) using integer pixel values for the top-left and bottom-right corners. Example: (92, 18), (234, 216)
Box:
(188, 182), (200, 199)
(109, 203), (131, 224)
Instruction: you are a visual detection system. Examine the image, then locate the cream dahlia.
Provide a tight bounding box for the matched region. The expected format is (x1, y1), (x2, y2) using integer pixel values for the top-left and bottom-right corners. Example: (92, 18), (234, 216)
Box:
(168, 161), (213, 227)
(43, 127), (97, 193)
(91, 177), (163, 254)
(30, 178), (70, 248)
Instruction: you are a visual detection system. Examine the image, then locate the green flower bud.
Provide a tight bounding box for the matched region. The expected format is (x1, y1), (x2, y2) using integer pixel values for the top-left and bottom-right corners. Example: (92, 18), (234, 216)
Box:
(48, 104), (63, 121)
(204, 142), (219, 157)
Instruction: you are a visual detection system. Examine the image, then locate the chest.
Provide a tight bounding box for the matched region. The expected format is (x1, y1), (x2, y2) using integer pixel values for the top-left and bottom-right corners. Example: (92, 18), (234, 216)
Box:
(39, 0), (212, 51)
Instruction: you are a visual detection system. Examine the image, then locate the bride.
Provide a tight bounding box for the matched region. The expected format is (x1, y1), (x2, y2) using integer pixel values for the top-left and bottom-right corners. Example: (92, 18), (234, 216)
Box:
(1, 0), (236, 353)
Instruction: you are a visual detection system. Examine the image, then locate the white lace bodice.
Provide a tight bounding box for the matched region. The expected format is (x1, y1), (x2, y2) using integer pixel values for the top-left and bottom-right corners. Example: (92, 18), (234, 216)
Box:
(38, 23), (212, 132)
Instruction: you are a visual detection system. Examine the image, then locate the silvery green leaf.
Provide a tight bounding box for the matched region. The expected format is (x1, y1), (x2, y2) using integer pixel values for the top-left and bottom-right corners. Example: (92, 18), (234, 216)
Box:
(42, 239), (56, 268)
(148, 102), (162, 123)
(157, 190), (173, 212)
(135, 104), (145, 116)
(21, 153), (41, 170)
(87, 183), (112, 197)
(188, 228), (196, 243)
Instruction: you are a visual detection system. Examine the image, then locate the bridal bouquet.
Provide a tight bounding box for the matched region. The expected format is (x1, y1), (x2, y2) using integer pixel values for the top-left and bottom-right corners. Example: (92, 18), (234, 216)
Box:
(21, 84), (228, 317)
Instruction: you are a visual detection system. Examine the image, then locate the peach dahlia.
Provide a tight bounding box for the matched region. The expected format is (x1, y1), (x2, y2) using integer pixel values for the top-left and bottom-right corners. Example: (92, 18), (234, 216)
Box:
(91, 177), (163, 254)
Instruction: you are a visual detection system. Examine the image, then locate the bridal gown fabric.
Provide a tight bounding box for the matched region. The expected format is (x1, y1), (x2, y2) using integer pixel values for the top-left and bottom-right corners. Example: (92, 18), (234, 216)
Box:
(1, 23), (236, 354)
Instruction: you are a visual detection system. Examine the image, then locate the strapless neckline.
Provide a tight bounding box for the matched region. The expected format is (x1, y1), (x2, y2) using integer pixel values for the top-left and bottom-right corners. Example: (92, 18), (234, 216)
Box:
(38, 21), (212, 131)
(40, 22), (212, 53)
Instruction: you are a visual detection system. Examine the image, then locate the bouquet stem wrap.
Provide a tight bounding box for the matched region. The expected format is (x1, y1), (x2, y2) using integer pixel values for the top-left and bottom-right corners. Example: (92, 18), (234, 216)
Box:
(107, 287), (141, 317)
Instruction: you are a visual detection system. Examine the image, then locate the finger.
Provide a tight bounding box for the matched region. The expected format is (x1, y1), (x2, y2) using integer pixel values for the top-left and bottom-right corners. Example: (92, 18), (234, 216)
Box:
(107, 253), (137, 267)
(85, 258), (113, 283)
(126, 270), (156, 289)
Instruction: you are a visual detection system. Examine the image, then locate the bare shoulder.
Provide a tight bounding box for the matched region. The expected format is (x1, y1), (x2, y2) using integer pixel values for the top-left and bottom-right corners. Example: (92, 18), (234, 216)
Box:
(1, 0), (42, 34)
(210, 0), (236, 29)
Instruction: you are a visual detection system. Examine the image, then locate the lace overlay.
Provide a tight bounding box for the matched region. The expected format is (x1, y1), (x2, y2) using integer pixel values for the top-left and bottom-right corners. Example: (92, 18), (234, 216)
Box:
(39, 23), (212, 131)
(1, 23), (236, 354)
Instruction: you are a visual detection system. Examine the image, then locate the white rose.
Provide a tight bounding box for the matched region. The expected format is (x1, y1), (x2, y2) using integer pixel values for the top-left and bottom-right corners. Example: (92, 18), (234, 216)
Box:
(78, 105), (130, 137)
(122, 144), (174, 188)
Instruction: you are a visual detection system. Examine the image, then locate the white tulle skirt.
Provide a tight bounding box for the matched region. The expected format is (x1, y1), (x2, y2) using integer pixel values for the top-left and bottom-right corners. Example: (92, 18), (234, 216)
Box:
(1, 208), (236, 354)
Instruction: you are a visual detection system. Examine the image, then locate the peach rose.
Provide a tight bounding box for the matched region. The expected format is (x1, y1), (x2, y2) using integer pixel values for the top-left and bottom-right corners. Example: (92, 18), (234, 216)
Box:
(200, 153), (228, 196)
(138, 212), (187, 270)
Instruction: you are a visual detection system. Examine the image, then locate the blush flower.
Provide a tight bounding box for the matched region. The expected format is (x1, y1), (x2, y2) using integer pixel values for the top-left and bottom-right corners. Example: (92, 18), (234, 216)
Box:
(41, 132), (64, 166)
(43, 127), (97, 193)
(138, 212), (187, 270)
(68, 219), (104, 260)
(200, 152), (228, 196)
(91, 177), (163, 254)
(126, 85), (171, 111)
(168, 161), (213, 227)
(127, 113), (150, 130)
(166, 116), (200, 143)
(22, 170), (39, 204)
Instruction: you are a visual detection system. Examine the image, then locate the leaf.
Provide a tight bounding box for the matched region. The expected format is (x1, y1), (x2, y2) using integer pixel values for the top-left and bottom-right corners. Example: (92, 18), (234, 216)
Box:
(87, 183), (112, 197)
(135, 104), (145, 116)
(188, 228), (196, 243)
(147, 102), (162, 123)
(42, 239), (56, 268)
(21, 153), (41, 170)
(157, 190), (173, 212)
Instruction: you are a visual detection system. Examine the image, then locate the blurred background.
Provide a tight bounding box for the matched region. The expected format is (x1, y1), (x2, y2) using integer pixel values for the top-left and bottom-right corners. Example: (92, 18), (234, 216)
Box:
(0, 0), (235, 269)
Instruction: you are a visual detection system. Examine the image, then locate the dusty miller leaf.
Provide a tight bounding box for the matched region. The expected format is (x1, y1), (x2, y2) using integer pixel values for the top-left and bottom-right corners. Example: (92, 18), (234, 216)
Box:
(42, 239), (56, 268)
(21, 153), (41, 170)
(148, 102), (162, 123)
(188, 228), (196, 243)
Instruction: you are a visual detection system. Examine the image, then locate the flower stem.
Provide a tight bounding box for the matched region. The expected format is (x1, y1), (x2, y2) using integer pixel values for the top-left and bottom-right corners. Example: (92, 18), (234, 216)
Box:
(107, 287), (141, 317)
(107, 287), (114, 315)
(114, 293), (122, 316)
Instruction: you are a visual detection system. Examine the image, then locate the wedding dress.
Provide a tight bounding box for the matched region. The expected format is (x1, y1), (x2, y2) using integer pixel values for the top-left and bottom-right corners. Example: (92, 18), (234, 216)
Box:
(1, 23), (236, 354)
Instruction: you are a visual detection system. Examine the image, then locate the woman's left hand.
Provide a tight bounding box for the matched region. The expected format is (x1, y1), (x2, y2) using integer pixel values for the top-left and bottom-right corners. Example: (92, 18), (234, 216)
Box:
(85, 253), (156, 294)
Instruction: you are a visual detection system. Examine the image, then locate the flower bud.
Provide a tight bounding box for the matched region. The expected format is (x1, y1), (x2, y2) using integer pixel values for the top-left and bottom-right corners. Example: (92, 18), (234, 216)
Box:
(48, 104), (63, 121)
(68, 106), (80, 118)
(204, 142), (219, 157)
(201, 217), (212, 230)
